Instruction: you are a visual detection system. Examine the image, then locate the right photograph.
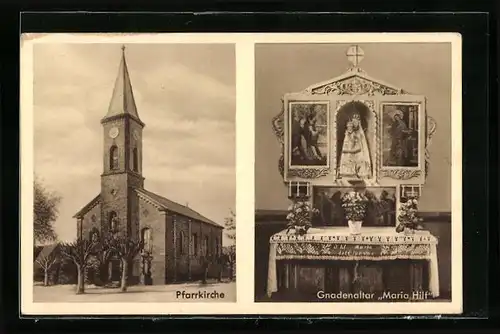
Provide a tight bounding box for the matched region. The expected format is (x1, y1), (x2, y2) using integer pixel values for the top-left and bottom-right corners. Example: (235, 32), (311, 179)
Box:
(254, 43), (454, 303)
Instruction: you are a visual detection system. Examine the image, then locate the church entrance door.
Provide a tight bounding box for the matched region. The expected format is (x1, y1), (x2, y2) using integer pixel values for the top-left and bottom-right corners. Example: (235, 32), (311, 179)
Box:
(107, 258), (121, 282)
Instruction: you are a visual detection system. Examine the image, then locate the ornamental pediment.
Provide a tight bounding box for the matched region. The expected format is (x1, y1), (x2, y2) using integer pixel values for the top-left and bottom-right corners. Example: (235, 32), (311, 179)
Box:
(303, 70), (409, 97)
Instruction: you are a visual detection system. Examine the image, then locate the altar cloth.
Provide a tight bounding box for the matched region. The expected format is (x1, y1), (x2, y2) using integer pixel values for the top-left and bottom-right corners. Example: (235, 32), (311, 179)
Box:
(267, 227), (439, 298)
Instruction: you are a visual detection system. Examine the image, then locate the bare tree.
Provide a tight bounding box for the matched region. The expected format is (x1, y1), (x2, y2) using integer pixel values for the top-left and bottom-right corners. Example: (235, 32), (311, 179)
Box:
(35, 246), (59, 286)
(59, 239), (96, 294)
(222, 245), (236, 281)
(105, 236), (142, 292)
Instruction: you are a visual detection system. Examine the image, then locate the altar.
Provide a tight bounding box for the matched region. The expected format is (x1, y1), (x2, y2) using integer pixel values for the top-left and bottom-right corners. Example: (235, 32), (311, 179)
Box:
(265, 45), (439, 302)
(267, 227), (439, 300)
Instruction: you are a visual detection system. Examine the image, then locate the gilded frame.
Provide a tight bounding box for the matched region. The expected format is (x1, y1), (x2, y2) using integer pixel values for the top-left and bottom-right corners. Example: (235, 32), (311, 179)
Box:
(378, 95), (427, 184)
(280, 94), (332, 181)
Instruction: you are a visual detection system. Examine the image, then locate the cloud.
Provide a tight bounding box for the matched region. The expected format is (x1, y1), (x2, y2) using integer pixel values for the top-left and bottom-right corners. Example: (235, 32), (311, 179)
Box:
(134, 63), (236, 125)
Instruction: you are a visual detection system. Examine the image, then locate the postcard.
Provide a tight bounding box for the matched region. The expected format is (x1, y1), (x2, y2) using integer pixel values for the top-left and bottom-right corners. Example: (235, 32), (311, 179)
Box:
(21, 32), (462, 315)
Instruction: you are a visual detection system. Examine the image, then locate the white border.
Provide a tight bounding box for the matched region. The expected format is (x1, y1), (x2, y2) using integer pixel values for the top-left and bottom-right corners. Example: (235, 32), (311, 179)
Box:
(21, 32), (462, 315)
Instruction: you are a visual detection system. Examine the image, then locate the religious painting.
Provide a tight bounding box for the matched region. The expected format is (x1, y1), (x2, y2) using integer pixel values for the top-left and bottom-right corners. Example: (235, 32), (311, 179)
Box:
(382, 104), (420, 168)
(335, 101), (374, 180)
(312, 186), (397, 227)
(288, 101), (329, 168)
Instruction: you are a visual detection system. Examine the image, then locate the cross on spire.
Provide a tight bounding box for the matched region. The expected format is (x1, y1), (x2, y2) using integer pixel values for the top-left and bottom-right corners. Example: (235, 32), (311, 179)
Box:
(346, 45), (365, 67)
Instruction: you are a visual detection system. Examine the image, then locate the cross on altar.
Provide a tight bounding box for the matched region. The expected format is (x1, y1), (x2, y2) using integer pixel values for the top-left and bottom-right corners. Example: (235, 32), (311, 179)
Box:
(346, 45), (365, 67)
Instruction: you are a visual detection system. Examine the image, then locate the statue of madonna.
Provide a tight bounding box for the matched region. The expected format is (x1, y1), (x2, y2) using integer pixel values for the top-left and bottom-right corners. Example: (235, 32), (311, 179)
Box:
(338, 113), (372, 179)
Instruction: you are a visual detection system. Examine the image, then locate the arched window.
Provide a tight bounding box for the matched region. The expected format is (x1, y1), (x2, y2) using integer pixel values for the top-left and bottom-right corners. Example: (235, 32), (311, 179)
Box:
(89, 228), (100, 243)
(109, 211), (118, 232)
(214, 237), (219, 256)
(132, 147), (139, 172)
(177, 231), (184, 255)
(191, 233), (198, 256)
(110, 145), (119, 170)
(141, 228), (152, 252)
(203, 236), (209, 256)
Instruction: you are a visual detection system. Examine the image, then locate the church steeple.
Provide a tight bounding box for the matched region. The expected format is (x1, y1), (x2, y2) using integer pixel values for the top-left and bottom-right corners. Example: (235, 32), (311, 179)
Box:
(99, 45), (145, 239)
(102, 45), (143, 125)
(100, 45), (145, 183)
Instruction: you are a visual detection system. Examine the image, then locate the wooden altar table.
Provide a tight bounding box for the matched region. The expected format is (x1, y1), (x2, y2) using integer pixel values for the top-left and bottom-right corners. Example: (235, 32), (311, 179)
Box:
(267, 227), (439, 298)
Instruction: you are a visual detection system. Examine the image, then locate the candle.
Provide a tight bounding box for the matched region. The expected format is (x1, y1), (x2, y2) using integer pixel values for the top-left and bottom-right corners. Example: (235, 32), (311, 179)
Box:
(288, 182), (292, 197)
(296, 182), (300, 197)
(306, 183), (310, 197)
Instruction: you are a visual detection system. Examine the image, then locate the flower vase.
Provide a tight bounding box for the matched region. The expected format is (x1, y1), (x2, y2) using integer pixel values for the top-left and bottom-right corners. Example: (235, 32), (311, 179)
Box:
(404, 227), (415, 235)
(294, 225), (310, 236)
(348, 220), (362, 235)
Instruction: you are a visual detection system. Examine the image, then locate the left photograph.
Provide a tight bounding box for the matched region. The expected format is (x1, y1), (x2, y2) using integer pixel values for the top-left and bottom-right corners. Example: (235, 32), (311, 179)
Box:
(29, 42), (236, 303)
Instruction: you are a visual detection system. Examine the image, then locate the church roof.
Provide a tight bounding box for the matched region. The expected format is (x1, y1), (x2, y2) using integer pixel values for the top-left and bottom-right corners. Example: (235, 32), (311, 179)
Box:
(102, 45), (144, 125)
(136, 188), (224, 229)
(73, 194), (101, 219)
(73, 189), (223, 228)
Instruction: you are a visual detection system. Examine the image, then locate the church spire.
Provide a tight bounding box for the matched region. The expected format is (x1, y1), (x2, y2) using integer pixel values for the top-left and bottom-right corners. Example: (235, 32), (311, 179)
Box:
(103, 45), (143, 124)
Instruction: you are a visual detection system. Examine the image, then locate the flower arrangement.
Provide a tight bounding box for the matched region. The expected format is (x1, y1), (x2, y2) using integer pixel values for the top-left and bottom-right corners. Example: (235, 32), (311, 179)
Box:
(341, 191), (369, 221)
(396, 198), (424, 233)
(286, 200), (319, 236)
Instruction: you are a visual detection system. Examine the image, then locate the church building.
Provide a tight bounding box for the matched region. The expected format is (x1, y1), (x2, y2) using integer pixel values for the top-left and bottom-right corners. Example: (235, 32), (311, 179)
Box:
(73, 46), (224, 285)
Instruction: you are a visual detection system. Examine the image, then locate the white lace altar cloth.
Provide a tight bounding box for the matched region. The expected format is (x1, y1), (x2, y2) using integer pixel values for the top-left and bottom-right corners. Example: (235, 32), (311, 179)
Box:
(267, 227), (439, 298)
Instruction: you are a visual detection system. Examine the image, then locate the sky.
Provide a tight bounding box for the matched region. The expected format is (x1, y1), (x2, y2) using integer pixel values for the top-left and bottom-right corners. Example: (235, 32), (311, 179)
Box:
(255, 43), (452, 212)
(33, 43), (236, 245)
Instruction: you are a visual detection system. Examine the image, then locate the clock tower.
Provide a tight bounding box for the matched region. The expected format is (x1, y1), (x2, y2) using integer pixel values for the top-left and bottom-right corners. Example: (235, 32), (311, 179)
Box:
(100, 45), (145, 239)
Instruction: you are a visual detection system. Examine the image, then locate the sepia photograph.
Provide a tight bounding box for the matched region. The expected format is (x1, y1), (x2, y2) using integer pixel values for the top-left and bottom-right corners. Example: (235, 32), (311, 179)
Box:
(21, 33), (462, 316)
(254, 41), (460, 309)
(27, 41), (236, 304)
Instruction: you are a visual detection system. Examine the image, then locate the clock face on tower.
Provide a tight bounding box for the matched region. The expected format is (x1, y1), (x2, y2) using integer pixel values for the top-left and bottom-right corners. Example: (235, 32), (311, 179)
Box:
(109, 127), (119, 139)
